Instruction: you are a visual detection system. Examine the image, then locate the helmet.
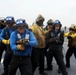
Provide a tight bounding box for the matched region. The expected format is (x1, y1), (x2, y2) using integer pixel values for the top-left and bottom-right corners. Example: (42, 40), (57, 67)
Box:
(36, 14), (45, 22)
(54, 20), (61, 24)
(69, 24), (76, 30)
(54, 20), (62, 27)
(0, 17), (6, 24)
(47, 19), (54, 25)
(16, 19), (28, 27)
(6, 16), (15, 24)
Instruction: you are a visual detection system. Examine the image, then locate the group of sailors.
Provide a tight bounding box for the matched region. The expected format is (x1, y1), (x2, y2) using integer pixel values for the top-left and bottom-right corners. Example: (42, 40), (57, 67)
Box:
(0, 14), (76, 75)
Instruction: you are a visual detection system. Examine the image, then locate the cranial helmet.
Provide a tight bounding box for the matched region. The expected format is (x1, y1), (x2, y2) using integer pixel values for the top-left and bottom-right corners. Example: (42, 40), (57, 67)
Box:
(36, 14), (45, 22)
(54, 20), (62, 27)
(47, 19), (54, 25)
(6, 16), (15, 24)
(16, 19), (28, 27)
(54, 20), (61, 24)
(69, 24), (76, 30)
(0, 17), (6, 24)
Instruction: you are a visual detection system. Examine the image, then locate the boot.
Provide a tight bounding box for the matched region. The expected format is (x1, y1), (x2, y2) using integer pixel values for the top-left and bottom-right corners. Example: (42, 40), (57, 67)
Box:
(45, 65), (53, 71)
(66, 62), (70, 68)
(58, 68), (61, 73)
(39, 71), (47, 75)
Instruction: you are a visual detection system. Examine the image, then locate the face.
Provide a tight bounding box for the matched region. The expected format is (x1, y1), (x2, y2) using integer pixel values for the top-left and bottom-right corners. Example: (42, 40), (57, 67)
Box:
(47, 25), (49, 30)
(7, 24), (13, 28)
(17, 25), (26, 34)
(69, 29), (75, 33)
(36, 20), (44, 26)
(55, 24), (60, 30)
(47, 25), (52, 30)
(49, 25), (53, 29)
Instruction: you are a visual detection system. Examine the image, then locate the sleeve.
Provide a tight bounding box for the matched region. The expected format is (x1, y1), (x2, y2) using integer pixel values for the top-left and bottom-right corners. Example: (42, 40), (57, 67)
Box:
(58, 31), (64, 45)
(64, 32), (69, 37)
(46, 31), (51, 44)
(71, 33), (76, 38)
(64, 32), (76, 38)
(10, 32), (18, 51)
(44, 29), (50, 35)
(29, 26), (35, 33)
(28, 32), (38, 47)
(0, 28), (6, 40)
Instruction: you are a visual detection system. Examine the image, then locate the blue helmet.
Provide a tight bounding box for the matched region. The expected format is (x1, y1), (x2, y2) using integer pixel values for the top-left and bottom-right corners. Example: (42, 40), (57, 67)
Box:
(6, 16), (15, 24)
(16, 19), (28, 27)
(54, 20), (61, 24)
(54, 20), (62, 27)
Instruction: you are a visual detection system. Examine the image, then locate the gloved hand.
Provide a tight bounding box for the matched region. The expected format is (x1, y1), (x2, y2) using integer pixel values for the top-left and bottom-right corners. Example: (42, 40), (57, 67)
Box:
(49, 38), (56, 43)
(20, 39), (29, 45)
(2, 39), (10, 45)
(67, 36), (72, 39)
(17, 44), (25, 50)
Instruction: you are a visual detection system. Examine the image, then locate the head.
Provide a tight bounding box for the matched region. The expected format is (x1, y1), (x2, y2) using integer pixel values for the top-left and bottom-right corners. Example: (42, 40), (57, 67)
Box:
(53, 20), (62, 31)
(16, 19), (28, 34)
(0, 17), (6, 25)
(5, 16), (15, 28)
(36, 14), (45, 26)
(69, 24), (76, 33)
(47, 19), (54, 29)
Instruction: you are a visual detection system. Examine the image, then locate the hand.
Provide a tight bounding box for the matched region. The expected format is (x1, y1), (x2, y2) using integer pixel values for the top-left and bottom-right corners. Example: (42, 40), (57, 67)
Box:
(21, 39), (29, 45)
(67, 36), (72, 39)
(2, 39), (10, 45)
(49, 38), (56, 42)
(17, 44), (25, 50)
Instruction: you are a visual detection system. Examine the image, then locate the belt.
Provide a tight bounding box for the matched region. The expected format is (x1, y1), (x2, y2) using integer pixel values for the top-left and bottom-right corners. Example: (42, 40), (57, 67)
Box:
(13, 55), (30, 60)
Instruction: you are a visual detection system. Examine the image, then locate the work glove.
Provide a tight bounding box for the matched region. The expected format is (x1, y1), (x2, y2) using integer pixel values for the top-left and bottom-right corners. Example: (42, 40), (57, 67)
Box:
(49, 38), (56, 43)
(2, 39), (10, 45)
(20, 39), (29, 45)
(17, 44), (25, 51)
(67, 36), (72, 39)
